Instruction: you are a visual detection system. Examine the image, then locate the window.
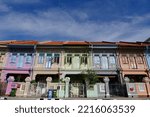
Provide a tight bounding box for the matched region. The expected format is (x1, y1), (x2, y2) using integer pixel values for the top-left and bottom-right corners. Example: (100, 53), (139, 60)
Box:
(80, 54), (87, 65)
(94, 55), (100, 68)
(17, 54), (24, 68)
(38, 53), (44, 64)
(73, 54), (80, 69)
(122, 55), (128, 64)
(53, 54), (60, 64)
(65, 54), (72, 64)
(46, 54), (52, 68)
(130, 56), (137, 69)
(10, 53), (17, 63)
(101, 56), (108, 69)
(26, 54), (32, 64)
(109, 56), (116, 69)
(136, 55), (143, 64)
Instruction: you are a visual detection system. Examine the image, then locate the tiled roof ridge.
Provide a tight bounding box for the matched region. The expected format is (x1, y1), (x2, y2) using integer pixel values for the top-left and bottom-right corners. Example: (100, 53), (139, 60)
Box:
(1, 40), (150, 46)
(7, 40), (37, 45)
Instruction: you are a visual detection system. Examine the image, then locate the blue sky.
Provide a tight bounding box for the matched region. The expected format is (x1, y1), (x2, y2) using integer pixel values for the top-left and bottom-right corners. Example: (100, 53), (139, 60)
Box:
(0, 0), (150, 42)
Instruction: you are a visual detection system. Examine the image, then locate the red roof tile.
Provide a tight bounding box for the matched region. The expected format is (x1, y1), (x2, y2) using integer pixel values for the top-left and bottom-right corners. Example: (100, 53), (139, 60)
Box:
(116, 42), (145, 47)
(90, 41), (116, 45)
(38, 41), (63, 45)
(0, 40), (16, 44)
(10, 40), (37, 45)
(63, 41), (89, 45)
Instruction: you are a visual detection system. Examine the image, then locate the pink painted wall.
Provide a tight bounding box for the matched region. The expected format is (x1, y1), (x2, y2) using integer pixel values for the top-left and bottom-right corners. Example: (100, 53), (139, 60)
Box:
(1, 52), (34, 81)
(4, 53), (34, 69)
(5, 82), (18, 95)
(135, 83), (147, 97)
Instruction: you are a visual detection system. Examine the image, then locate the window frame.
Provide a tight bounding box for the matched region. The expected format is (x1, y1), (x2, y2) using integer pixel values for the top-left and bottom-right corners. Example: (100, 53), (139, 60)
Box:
(10, 53), (17, 63)
(53, 53), (60, 64)
(101, 55), (109, 69)
(38, 53), (44, 64)
(122, 55), (128, 64)
(26, 53), (32, 64)
(45, 53), (52, 68)
(136, 55), (143, 64)
(80, 54), (88, 65)
(65, 54), (72, 65)
(109, 55), (116, 69)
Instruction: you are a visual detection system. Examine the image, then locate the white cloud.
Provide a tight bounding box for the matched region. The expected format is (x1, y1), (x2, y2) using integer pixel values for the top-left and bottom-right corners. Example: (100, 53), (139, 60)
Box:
(0, 2), (11, 12)
(0, 9), (150, 41)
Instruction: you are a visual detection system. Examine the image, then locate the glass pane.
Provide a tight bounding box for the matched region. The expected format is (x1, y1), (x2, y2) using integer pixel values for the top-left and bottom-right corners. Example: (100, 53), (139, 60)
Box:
(38, 53), (44, 64)
(46, 56), (52, 68)
(17, 55), (24, 67)
(101, 56), (108, 69)
(26, 54), (32, 64)
(54, 54), (59, 57)
(109, 56), (116, 68)
(94, 56), (100, 68)
(10, 53), (17, 63)
(73, 56), (80, 69)
(47, 53), (52, 57)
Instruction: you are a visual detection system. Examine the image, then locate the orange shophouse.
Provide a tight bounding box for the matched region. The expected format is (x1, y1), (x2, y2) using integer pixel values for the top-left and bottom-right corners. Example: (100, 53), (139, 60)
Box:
(117, 42), (150, 97)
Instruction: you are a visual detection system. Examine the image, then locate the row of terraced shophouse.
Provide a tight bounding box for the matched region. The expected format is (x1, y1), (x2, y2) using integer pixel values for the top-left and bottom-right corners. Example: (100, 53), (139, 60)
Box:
(0, 40), (150, 98)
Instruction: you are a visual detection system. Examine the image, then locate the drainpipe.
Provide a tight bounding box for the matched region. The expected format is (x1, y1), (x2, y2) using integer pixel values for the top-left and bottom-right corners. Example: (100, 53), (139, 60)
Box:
(30, 44), (36, 81)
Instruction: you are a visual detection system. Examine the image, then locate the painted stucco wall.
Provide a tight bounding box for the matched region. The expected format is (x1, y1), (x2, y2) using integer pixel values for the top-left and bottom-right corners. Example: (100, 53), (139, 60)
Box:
(32, 48), (61, 80)
(1, 46), (35, 81)
(62, 53), (90, 70)
(118, 48), (148, 78)
(5, 52), (34, 70)
(0, 45), (8, 81)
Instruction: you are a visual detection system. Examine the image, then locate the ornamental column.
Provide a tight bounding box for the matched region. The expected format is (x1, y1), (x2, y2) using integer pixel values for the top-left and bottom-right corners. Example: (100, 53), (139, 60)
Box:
(64, 77), (70, 98)
(46, 77), (52, 90)
(24, 77), (31, 97)
(143, 77), (150, 97)
(103, 77), (110, 98)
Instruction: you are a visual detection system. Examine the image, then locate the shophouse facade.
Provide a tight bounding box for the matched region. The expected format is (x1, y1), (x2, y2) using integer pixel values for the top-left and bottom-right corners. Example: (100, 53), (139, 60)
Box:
(117, 42), (149, 97)
(32, 41), (63, 82)
(0, 41), (13, 96)
(0, 40), (150, 98)
(60, 41), (91, 98)
(0, 41), (12, 82)
(90, 42), (121, 96)
(1, 41), (37, 96)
